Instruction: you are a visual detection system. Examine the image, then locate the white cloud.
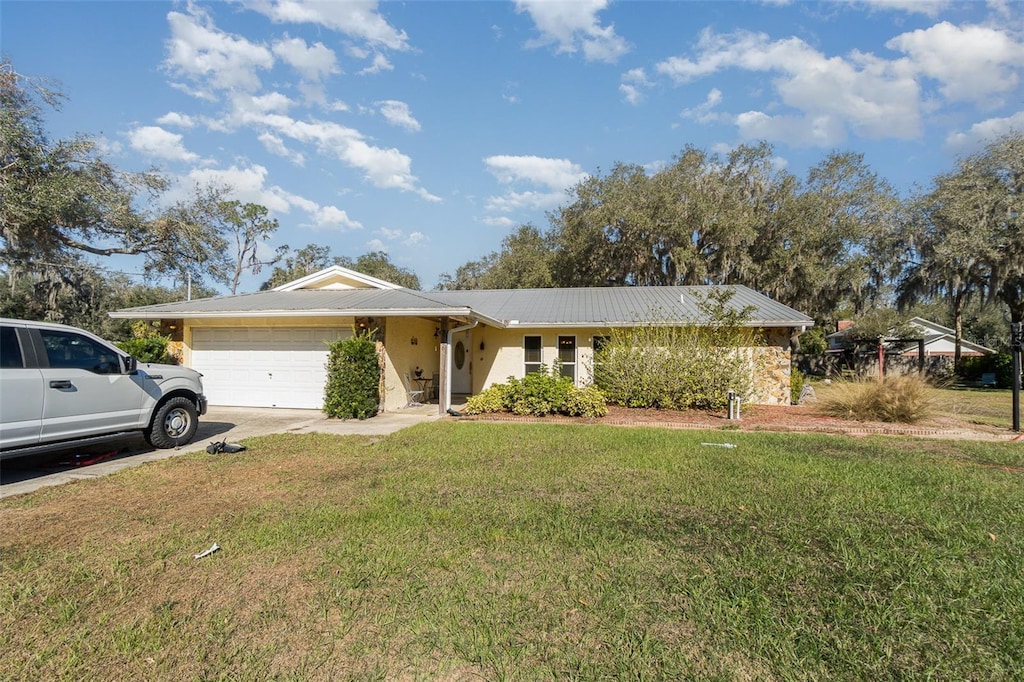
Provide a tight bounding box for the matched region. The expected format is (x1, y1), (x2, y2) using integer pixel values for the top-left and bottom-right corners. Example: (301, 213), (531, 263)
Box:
(484, 155), (587, 190)
(272, 36), (339, 80)
(482, 216), (518, 228)
(485, 189), (567, 213)
(859, 0), (949, 16)
(312, 205), (363, 230)
(94, 135), (123, 157)
(164, 9), (274, 93)
(681, 88), (724, 123)
(483, 155), (586, 216)
(258, 132), (306, 165)
(239, 112), (439, 200)
(735, 111), (847, 147)
(515, 0), (629, 63)
(359, 53), (394, 75)
(886, 22), (1024, 104)
(156, 111), (196, 128)
(377, 100), (421, 132)
(379, 227), (403, 240)
(127, 125), (199, 162)
(620, 68), (651, 105)
(403, 231), (425, 246)
(656, 29), (921, 145)
(242, 0), (410, 50)
(945, 111), (1024, 152)
(365, 238), (388, 252)
(185, 165), (290, 212)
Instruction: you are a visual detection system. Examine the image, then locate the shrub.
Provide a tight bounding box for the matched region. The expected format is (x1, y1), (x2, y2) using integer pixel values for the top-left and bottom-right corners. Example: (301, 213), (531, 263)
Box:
(463, 386), (505, 415)
(116, 335), (173, 364)
(791, 369), (805, 405)
(593, 289), (758, 410)
(818, 375), (935, 423)
(115, 321), (175, 364)
(323, 330), (381, 420)
(959, 353), (1013, 388)
(562, 385), (608, 418)
(463, 366), (607, 418)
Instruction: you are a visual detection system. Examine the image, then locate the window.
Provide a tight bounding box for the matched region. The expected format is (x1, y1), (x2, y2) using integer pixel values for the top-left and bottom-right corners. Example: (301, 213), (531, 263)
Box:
(558, 336), (576, 382)
(591, 335), (610, 384)
(39, 329), (121, 374)
(524, 335), (542, 375)
(0, 326), (24, 368)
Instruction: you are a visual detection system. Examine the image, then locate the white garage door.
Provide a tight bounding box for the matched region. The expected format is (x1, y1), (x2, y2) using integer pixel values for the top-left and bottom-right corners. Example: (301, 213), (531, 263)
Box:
(191, 327), (350, 409)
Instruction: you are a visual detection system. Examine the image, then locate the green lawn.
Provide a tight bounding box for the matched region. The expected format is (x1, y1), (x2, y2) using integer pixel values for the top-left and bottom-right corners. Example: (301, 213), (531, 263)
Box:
(2, 423), (1023, 680)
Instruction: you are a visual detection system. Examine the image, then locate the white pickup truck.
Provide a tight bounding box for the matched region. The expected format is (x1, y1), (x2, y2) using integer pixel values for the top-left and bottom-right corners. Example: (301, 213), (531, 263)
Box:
(0, 318), (208, 459)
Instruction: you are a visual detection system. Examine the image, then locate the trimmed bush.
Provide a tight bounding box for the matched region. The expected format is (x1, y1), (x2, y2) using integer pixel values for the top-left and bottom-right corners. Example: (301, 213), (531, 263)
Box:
(562, 385), (609, 418)
(463, 386), (505, 415)
(818, 375), (935, 423)
(463, 365), (608, 418)
(323, 330), (381, 420)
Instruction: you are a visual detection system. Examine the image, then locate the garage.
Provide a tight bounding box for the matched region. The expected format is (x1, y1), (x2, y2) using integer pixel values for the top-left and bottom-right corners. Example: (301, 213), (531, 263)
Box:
(190, 327), (349, 409)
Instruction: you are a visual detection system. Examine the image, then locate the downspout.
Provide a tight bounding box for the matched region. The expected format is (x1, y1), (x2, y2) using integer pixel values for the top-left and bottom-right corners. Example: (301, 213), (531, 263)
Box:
(441, 319), (479, 414)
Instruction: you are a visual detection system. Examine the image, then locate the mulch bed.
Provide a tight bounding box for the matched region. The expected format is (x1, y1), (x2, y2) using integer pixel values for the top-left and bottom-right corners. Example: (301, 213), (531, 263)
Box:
(455, 403), (1012, 441)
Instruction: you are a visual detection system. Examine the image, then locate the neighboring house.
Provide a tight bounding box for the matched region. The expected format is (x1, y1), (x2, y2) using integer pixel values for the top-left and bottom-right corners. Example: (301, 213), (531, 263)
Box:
(111, 266), (814, 413)
(827, 317), (995, 357)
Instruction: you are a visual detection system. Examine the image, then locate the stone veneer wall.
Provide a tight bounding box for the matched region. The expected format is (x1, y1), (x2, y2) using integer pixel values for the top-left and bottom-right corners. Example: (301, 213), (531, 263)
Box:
(750, 346), (791, 405)
(166, 341), (184, 364)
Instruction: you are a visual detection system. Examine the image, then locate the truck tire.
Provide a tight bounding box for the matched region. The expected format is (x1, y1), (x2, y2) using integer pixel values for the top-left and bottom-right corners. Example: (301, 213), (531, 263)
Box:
(145, 396), (199, 448)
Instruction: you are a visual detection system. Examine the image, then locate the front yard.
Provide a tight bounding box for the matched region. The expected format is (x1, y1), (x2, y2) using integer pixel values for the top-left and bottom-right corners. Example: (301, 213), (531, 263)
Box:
(2, 422), (1022, 679)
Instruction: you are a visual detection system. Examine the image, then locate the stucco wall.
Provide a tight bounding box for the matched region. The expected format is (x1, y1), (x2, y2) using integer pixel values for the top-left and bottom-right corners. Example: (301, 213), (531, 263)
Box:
(476, 325), (794, 406)
(381, 317), (442, 412)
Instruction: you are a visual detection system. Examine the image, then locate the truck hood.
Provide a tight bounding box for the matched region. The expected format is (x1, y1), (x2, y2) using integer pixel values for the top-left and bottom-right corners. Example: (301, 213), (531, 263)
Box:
(137, 362), (203, 382)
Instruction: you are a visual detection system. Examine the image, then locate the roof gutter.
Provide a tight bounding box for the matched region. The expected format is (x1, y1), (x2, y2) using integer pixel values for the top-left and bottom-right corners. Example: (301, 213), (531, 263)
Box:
(441, 319), (479, 415)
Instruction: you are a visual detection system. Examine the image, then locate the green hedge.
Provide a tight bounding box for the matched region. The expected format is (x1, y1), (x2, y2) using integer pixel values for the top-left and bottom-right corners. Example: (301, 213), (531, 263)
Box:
(323, 330), (381, 419)
(464, 365), (607, 418)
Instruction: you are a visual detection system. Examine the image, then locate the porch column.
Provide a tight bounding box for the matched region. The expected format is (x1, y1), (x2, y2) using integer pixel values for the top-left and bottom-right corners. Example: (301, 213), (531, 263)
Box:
(438, 318), (450, 415)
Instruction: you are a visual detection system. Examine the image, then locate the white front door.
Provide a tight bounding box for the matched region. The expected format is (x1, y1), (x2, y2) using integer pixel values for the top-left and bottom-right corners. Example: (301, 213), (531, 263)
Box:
(191, 327), (349, 409)
(451, 331), (472, 394)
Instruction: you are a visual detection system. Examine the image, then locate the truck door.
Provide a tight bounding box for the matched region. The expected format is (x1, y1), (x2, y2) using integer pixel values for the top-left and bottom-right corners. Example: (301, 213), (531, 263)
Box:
(0, 325), (44, 450)
(35, 328), (148, 443)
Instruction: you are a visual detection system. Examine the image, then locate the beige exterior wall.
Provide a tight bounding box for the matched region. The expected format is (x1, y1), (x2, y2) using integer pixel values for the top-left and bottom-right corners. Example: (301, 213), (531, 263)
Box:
(177, 316), (796, 410)
(380, 317), (442, 412)
(472, 326), (608, 392)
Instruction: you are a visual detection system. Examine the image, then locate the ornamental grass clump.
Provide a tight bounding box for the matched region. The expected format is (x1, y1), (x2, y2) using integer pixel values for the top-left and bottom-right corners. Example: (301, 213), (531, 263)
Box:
(819, 374), (935, 423)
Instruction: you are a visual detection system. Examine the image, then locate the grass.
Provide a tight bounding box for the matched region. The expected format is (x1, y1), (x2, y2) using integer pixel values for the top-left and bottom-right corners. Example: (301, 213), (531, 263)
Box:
(2, 423), (1024, 680)
(816, 375), (935, 423)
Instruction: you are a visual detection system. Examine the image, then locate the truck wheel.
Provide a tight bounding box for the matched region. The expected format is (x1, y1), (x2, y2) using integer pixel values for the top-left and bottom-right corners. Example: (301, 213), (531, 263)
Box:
(146, 397), (199, 448)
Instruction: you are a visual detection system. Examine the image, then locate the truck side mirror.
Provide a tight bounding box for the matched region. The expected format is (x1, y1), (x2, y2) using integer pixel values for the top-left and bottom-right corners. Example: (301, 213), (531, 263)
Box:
(124, 355), (138, 374)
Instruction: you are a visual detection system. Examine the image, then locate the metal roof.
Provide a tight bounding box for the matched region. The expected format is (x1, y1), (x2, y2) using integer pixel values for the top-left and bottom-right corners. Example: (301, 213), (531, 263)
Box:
(112, 284), (812, 328)
(423, 285), (812, 327)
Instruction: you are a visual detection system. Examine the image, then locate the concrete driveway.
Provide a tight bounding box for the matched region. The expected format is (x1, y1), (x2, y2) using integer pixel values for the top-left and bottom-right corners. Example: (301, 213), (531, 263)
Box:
(1, 405), (442, 499)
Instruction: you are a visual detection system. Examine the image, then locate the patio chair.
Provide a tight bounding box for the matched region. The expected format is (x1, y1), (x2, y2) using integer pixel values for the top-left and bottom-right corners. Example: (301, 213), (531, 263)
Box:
(404, 372), (425, 407)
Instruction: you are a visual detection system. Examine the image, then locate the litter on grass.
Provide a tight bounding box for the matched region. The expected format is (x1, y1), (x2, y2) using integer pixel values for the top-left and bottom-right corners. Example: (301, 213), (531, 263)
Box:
(193, 543), (220, 560)
(700, 442), (737, 449)
(206, 441), (247, 454)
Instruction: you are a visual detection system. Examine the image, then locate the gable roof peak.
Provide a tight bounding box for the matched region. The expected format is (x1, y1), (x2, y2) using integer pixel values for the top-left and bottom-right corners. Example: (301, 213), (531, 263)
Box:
(272, 265), (404, 292)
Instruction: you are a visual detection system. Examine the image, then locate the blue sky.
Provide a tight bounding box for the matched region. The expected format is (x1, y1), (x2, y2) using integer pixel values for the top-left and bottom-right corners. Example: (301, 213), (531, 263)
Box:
(3, 0), (1023, 293)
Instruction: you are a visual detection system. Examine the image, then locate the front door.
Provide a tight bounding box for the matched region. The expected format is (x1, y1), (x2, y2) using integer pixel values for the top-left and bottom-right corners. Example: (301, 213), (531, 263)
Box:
(451, 331), (472, 394)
